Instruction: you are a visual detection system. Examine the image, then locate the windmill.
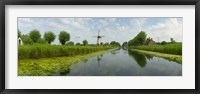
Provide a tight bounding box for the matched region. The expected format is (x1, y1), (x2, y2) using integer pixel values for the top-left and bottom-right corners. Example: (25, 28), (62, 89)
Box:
(93, 29), (104, 46)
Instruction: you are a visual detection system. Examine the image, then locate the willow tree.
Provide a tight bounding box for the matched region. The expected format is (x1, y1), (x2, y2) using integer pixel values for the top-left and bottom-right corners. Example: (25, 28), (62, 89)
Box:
(29, 29), (41, 43)
(44, 31), (56, 44)
(58, 31), (70, 45)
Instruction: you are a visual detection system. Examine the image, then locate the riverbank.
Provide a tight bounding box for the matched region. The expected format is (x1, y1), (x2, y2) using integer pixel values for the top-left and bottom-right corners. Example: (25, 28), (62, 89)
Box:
(129, 49), (182, 64)
(129, 44), (182, 55)
(18, 44), (114, 60)
(18, 48), (118, 76)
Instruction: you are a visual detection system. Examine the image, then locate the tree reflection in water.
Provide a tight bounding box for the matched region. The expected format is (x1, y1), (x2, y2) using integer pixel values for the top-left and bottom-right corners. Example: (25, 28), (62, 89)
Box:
(144, 54), (154, 60)
(59, 68), (70, 75)
(128, 50), (147, 68)
(110, 48), (121, 55)
(66, 49), (182, 76)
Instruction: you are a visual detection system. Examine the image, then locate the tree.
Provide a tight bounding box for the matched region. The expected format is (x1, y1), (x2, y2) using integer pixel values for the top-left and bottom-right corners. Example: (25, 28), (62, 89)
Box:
(161, 41), (167, 45)
(122, 42), (128, 47)
(44, 31), (56, 44)
(128, 31), (147, 46)
(37, 38), (47, 44)
(75, 43), (81, 46)
(29, 29), (41, 43)
(83, 40), (88, 46)
(18, 29), (21, 38)
(58, 31), (70, 45)
(21, 34), (33, 45)
(104, 42), (109, 46)
(110, 41), (121, 47)
(66, 41), (74, 46)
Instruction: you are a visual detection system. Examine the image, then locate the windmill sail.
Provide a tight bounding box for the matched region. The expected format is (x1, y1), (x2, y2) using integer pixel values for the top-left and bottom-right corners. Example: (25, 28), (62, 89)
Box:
(93, 29), (105, 45)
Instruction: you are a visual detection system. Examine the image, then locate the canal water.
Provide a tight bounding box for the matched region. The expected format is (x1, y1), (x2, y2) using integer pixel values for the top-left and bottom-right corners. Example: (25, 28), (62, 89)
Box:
(61, 48), (182, 76)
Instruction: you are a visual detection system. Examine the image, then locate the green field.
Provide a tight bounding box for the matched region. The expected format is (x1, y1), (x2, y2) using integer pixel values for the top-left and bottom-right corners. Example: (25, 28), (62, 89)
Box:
(129, 44), (182, 55)
(18, 44), (114, 60)
(18, 48), (116, 76)
(18, 44), (117, 76)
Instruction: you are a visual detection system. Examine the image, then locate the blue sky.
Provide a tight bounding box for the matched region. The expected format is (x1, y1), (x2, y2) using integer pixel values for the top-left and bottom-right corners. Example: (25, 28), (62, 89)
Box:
(18, 17), (182, 44)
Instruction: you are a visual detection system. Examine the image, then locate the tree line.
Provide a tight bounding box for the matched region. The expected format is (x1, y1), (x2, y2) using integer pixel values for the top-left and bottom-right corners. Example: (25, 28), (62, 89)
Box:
(18, 29), (70, 45)
(122, 31), (179, 48)
(18, 29), (121, 47)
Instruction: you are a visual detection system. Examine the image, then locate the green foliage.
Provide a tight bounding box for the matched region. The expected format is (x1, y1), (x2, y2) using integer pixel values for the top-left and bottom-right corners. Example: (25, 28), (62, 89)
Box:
(66, 41), (74, 46)
(122, 42), (128, 48)
(44, 31), (56, 44)
(37, 38), (47, 44)
(128, 50), (147, 67)
(104, 42), (109, 46)
(18, 48), (115, 76)
(58, 31), (70, 45)
(130, 43), (182, 55)
(21, 35), (34, 45)
(18, 44), (113, 60)
(110, 41), (121, 47)
(83, 40), (88, 46)
(130, 49), (182, 64)
(18, 57), (77, 76)
(75, 43), (81, 46)
(18, 29), (21, 38)
(161, 41), (167, 45)
(29, 30), (41, 43)
(128, 31), (147, 46)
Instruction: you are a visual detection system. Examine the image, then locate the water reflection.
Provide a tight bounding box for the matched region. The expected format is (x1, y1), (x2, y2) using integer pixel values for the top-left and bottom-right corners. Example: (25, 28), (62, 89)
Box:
(110, 48), (121, 55)
(53, 68), (71, 76)
(82, 58), (88, 63)
(56, 48), (182, 76)
(122, 47), (128, 50)
(144, 54), (154, 60)
(128, 50), (147, 67)
(59, 69), (70, 75)
(97, 54), (103, 67)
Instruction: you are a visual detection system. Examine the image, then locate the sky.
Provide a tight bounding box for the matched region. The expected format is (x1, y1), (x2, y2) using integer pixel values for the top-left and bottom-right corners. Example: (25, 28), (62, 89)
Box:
(18, 17), (183, 45)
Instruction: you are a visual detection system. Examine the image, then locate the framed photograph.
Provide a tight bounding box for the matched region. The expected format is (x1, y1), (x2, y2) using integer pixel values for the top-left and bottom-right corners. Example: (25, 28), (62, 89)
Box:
(0, 0), (199, 94)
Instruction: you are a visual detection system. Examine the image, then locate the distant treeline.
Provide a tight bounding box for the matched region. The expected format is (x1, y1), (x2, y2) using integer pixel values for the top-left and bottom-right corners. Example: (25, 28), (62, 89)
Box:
(122, 31), (182, 47)
(121, 31), (182, 55)
(18, 29), (121, 47)
(18, 29), (70, 45)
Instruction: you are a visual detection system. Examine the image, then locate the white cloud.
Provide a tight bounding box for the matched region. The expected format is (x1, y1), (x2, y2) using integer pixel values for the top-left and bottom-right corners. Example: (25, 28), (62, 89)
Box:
(134, 18), (147, 31)
(18, 18), (182, 44)
(18, 18), (33, 23)
(144, 18), (182, 42)
(61, 18), (91, 31)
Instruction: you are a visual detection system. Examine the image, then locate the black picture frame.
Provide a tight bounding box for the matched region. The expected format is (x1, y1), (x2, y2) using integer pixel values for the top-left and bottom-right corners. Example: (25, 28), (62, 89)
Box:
(0, 0), (199, 94)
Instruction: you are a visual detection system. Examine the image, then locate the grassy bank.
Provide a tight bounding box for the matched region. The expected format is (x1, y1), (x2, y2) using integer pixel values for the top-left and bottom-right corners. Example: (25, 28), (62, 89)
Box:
(130, 44), (182, 55)
(129, 49), (182, 64)
(18, 48), (117, 76)
(18, 44), (114, 60)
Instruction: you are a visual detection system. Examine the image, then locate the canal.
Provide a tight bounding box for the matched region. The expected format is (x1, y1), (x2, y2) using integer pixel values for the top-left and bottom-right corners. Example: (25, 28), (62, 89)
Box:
(56, 48), (182, 76)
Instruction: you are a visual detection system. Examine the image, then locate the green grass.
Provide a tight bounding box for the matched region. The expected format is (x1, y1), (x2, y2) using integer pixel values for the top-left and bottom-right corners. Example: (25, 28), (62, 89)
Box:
(130, 44), (182, 55)
(18, 48), (117, 76)
(129, 49), (182, 64)
(18, 44), (114, 60)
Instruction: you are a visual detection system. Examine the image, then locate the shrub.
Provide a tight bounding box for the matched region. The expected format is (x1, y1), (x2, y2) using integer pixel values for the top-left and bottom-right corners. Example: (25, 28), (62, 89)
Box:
(130, 44), (182, 55)
(18, 44), (113, 60)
